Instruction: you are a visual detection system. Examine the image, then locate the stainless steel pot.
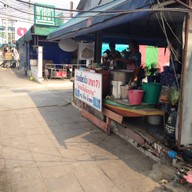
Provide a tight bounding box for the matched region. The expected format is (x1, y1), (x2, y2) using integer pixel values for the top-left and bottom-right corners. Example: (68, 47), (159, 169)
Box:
(111, 70), (133, 83)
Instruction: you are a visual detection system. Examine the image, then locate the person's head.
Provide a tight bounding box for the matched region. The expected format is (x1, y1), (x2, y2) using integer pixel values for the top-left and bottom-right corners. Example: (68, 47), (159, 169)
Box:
(128, 40), (139, 52)
(109, 42), (116, 51)
(103, 49), (110, 57)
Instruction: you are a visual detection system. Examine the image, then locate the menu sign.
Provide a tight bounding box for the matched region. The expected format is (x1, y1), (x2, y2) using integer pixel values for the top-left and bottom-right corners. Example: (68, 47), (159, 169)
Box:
(74, 69), (102, 111)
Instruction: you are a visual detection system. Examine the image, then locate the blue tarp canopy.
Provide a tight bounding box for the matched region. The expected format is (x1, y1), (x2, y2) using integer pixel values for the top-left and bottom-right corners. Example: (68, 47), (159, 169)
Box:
(48, 0), (184, 45)
(48, 0), (156, 41)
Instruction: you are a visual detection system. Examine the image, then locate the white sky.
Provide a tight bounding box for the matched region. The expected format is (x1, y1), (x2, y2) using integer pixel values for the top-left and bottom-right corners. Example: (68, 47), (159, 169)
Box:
(0, 0), (81, 24)
(31, 0), (80, 10)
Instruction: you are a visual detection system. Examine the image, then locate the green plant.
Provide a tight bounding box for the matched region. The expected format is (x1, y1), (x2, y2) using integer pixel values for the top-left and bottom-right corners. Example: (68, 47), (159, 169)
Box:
(147, 63), (158, 76)
(169, 87), (180, 106)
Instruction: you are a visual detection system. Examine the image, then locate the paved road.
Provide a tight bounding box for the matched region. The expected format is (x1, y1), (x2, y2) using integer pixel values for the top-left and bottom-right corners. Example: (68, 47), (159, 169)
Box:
(0, 68), (164, 192)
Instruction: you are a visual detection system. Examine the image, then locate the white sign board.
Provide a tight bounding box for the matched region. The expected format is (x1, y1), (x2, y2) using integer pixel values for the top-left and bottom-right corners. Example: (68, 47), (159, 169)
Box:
(15, 21), (32, 40)
(78, 42), (94, 60)
(74, 69), (102, 111)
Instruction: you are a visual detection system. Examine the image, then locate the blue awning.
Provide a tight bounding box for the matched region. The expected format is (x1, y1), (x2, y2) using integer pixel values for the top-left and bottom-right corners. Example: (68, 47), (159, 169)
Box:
(48, 0), (156, 41)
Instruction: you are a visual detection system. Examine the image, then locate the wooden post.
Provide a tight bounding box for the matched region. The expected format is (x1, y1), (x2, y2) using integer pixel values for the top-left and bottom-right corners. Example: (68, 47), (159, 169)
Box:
(94, 31), (102, 63)
(177, 0), (191, 147)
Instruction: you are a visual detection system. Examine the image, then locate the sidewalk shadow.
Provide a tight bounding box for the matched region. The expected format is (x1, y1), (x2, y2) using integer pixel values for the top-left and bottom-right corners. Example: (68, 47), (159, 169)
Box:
(28, 89), (156, 177)
(7, 70), (159, 181)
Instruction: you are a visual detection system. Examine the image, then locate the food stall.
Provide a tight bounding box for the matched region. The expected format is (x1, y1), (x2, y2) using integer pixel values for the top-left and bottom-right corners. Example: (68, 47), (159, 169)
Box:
(47, 0), (192, 166)
(75, 54), (165, 125)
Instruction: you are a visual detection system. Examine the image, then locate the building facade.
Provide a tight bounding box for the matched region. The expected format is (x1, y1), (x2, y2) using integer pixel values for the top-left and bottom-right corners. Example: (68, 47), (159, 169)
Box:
(0, 19), (16, 44)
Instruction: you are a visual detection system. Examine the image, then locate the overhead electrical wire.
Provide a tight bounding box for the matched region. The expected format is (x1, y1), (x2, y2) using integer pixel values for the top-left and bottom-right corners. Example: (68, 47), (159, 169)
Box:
(156, 12), (180, 63)
(15, 0), (192, 14)
(0, 13), (34, 23)
(0, 2), (74, 21)
(0, 1), (74, 20)
(0, 0), (191, 25)
(0, 0), (190, 44)
(161, 12), (182, 44)
(0, 1), (191, 22)
(160, 13), (180, 89)
(157, 0), (182, 45)
(155, 1), (180, 88)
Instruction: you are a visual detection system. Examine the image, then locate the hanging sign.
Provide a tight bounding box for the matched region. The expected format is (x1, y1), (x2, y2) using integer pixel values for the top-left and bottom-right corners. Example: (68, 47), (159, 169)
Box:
(34, 3), (55, 26)
(78, 42), (94, 60)
(74, 69), (102, 111)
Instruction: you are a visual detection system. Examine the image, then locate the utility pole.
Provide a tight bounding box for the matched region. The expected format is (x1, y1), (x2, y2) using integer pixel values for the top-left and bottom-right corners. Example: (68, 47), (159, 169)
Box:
(70, 1), (73, 18)
(5, 0), (8, 43)
(29, 0), (31, 21)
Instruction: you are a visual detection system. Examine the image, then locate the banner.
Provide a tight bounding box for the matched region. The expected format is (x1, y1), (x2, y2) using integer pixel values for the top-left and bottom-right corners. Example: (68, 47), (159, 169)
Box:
(15, 22), (32, 41)
(74, 69), (102, 111)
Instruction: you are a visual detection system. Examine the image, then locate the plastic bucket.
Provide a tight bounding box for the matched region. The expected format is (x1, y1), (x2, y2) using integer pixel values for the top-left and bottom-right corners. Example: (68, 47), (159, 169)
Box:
(128, 90), (144, 105)
(120, 85), (128, 99)
(142, 83), (162, 104)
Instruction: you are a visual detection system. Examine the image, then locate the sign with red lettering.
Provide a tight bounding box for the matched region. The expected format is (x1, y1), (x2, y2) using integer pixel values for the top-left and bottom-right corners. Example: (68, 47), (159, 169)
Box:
(74, 69), (102, 111)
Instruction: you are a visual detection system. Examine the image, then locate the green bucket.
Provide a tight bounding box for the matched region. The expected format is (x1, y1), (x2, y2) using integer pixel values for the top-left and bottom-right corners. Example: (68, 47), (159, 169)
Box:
(141, 83), (162, 104)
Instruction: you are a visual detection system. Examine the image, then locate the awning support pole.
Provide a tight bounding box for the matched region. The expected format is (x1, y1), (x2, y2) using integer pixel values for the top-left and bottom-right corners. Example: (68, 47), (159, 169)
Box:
(177, 0), (191, 148)
(94, 31), (102, 64)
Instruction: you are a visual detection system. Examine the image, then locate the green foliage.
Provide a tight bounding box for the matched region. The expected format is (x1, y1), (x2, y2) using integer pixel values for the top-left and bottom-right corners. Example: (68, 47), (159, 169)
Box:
(146, 63), (158, 76)
(169, 87), (180, 106)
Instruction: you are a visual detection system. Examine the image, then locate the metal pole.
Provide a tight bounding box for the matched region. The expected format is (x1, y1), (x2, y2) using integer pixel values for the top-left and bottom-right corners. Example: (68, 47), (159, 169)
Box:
(70, 1), (73, 18)
(29, 0), (31, 21)
(1, 20), (3, 44)
(177, 0), (191, 147)
(5, 0), (8, 43)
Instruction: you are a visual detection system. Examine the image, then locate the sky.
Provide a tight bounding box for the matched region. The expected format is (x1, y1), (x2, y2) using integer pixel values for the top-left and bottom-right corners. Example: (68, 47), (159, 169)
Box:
(31, 0), (80, 10)
(0, 0), (81, 24)
(0, 0), (81, 43)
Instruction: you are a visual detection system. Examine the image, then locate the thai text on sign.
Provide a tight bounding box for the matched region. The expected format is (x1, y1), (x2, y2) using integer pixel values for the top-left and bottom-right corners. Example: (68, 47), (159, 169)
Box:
(74, 69), (102, 111)
(34, 3), (55, 26)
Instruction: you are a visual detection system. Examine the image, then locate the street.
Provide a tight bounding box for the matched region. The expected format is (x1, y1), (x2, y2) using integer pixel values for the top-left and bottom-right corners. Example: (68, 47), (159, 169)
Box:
(0, 68), (165, 192)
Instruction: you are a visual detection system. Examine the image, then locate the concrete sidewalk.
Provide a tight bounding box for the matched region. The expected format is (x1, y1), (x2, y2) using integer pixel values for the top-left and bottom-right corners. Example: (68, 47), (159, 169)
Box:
(0, 68), (166, 192)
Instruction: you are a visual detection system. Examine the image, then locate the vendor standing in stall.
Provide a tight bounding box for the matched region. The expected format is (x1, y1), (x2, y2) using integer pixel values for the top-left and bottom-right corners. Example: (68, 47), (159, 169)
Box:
(119, 40), (141, 69)
(102, 42), (123, 69)
(115, 40), (144, 88)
